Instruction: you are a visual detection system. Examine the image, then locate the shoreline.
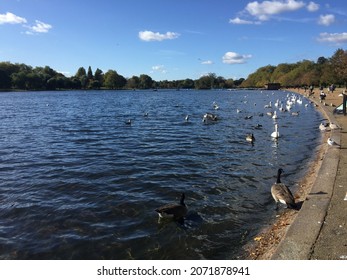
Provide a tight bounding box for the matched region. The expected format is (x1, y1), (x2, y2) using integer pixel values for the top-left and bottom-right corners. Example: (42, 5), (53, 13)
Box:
(244, 87), (344, 260)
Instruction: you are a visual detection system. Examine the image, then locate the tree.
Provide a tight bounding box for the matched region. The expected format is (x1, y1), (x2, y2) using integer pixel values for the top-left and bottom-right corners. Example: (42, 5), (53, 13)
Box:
(104, 70), (126, 89)
(330, 48), (347, 87)
(126, 75), (140, 89)
(75, 67), (86, 78)
(0, 69), (11, 89)
(94, 68), (103, 84)
(138, 74), (153, 89)
(87, 66), (93, 80)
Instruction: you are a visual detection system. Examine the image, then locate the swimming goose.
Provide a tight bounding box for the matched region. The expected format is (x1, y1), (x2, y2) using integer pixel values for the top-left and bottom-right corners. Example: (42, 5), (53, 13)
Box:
(155, 193), (188, 220)
(271, 123), (279, 139)
(271, 168), (296, 209)
(246, 133), (255, 143)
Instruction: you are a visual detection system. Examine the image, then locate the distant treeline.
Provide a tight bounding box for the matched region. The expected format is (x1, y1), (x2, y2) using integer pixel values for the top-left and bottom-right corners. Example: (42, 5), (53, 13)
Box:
(0, 63), (243, 91)
(0, 48), (346, 91)
(241, 48), (347, 89)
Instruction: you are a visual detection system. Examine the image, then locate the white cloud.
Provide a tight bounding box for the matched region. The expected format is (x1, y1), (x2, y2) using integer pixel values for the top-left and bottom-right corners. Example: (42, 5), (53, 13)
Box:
(201, 60), (214, 65)
(229, 17), (254, 24)
(307, 1), (319, 12)
(151, 65), (167, 74)
(318, 14), (335, 26)
(222, 52), (252, 64)
(317, 32), (347, 44)
(0, 12), (27, 24)
(139, 30), (180, 42)
(25, 20), (52, 34)
(245, 0), (305, 21)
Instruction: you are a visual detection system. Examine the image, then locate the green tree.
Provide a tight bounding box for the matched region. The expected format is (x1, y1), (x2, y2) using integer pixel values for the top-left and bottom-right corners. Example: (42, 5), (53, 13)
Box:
(138, 74), (153, 89)
(87, 66), (93, 80)
(104, 70), (126, 89)
(126, 75), (140, 89)
(330, 48), (347, 87)
(0, 69), (11, 89)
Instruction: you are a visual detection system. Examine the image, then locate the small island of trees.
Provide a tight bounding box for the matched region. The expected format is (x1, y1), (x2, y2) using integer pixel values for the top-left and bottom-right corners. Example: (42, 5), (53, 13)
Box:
(0, 48), (346, 91)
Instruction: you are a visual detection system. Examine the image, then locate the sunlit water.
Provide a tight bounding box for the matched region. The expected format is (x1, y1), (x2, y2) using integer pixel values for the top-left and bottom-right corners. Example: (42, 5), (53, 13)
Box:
(0, 89), (322, 259)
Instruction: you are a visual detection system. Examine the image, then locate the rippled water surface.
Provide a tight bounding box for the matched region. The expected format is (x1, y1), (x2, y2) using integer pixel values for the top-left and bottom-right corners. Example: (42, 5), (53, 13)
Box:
(0, 89), (322, 259)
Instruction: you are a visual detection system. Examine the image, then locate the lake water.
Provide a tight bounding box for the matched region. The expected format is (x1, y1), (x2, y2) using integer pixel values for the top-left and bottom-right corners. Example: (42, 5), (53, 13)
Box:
(0, 89), (322, 259)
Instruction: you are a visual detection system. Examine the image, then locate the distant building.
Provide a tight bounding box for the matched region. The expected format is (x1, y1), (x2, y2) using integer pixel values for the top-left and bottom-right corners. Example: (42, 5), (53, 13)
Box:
(265, 83), (281, 90)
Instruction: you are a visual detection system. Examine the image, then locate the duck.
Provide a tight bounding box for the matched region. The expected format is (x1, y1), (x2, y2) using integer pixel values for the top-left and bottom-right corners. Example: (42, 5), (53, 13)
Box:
(185, 115), (190, 122)
(155, 193), (188, 220)
(246, 133), (255, 143)
(271, 168), (297, 209)
(271, 123), (279, 139)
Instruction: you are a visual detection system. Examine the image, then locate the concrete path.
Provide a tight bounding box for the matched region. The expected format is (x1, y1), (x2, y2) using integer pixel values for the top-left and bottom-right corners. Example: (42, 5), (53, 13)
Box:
(271, 89), (347, 260)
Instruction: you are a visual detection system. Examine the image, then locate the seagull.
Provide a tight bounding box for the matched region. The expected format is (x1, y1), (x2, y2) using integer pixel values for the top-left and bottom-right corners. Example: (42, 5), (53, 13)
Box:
(327, 138), (340, 148)
(329, 123), (340, 130)
(319, 123), (328, 131)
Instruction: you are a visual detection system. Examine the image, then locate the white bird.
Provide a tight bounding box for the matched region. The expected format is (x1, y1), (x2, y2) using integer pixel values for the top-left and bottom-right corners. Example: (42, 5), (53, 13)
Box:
(271, 123), (280, 138)
(319, 123), (328, 131)
(272, 111), (278, 119)
(327, 138), (340, 148)
(329, 123), (340, 130)
(185, 115), (190, 122)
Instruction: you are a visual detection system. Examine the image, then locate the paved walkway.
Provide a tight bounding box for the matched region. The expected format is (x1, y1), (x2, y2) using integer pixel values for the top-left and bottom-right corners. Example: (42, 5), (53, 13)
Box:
(271, 89), (347, 260)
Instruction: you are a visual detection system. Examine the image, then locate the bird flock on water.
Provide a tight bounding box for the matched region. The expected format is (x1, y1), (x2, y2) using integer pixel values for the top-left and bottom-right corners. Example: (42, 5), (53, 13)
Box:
(149, 90), (331, 223)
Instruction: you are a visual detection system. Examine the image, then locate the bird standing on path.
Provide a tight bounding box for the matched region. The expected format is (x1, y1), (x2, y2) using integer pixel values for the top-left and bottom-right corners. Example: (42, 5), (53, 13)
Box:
(327, 137), (340, 148)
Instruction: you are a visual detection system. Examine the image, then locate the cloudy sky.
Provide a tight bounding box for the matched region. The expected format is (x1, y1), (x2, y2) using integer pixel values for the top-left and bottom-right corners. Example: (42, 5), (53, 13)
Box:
(1, 0), (346, 80)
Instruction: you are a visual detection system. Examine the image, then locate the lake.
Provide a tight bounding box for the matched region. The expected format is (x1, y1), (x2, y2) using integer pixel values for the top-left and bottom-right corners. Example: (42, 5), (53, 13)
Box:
(0, 89), (322, 259)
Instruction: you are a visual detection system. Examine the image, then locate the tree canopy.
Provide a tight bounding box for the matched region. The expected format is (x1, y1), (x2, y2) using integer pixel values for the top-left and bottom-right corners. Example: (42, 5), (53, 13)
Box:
(0, 48), (346, 91)
(241, 48), (347, 88)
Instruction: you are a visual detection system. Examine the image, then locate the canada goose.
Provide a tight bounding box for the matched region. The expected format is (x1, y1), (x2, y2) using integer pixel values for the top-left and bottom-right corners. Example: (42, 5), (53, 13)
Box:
(271, 123), (279, 138)
(155, 193), (188, 220)
(246, 133), (255, 143)
(327, 137), (340, 148)
(271, 168), (296, 209)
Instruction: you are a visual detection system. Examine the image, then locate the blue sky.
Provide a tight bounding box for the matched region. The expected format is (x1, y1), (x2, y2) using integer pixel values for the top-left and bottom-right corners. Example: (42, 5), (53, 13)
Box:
(1, 0), (346, 81)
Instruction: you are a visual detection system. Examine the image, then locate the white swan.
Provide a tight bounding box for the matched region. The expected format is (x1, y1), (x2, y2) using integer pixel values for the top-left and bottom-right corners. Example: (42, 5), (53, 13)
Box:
(271, 123), (279, 138)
